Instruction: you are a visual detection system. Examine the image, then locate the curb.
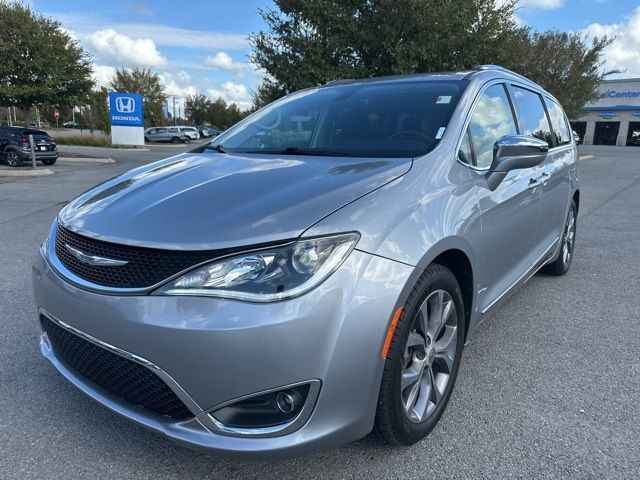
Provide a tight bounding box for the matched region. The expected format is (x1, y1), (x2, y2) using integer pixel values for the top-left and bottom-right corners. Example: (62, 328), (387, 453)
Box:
(0, 168), (54, 177)
(58, 157), (115, 164)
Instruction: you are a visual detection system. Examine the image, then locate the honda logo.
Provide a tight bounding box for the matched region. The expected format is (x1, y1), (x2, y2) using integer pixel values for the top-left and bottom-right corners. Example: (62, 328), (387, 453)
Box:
(115, 96), (136, 114)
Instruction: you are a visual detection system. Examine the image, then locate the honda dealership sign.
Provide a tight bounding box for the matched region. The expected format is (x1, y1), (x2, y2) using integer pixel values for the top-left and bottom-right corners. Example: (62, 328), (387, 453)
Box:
(109, 92), (144, 145)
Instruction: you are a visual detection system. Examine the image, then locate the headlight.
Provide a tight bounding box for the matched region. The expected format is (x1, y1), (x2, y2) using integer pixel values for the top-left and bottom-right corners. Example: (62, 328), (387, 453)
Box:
(154, 232), (360, 302)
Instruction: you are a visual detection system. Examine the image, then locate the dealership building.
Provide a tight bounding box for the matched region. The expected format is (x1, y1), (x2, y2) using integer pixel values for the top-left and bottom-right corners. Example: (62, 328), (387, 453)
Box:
(570, 78), (640, 146)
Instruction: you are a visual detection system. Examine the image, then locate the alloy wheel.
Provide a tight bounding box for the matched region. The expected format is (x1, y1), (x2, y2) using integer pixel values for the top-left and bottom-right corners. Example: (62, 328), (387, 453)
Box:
(6, 151), (19, 167)
(401, 289), (458, 423)
(562, 208), (576, 268)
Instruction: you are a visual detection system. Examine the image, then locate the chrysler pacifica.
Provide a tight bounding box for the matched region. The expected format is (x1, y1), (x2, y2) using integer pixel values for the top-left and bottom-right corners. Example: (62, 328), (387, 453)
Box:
(32, 65), (579, 458)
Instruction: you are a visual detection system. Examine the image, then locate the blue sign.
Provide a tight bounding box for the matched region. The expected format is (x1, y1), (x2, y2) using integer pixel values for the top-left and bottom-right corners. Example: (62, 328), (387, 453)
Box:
(633, 112), (640, 118)
(109, 92), (144, 127)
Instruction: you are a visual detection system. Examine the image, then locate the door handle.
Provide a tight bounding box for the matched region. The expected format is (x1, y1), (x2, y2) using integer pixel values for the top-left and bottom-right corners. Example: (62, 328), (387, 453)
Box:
(528, 176), (543, 189)
(528, 173), (550, 189)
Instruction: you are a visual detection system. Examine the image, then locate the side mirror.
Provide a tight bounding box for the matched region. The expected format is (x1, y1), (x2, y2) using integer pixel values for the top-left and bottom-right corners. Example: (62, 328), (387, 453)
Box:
(486, 135), (548, 191)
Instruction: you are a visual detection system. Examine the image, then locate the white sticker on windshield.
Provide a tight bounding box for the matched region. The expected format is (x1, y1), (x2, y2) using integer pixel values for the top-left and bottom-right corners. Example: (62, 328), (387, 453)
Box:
(436, 95), (452, 104)
(435, 127), (446, 140)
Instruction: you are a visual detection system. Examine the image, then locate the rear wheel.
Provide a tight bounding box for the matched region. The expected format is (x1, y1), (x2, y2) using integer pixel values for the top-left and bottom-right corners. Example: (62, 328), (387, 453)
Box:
(375, 263), (465, 445)
(543, 200), (577, 276)
(5, 150), (23, 167)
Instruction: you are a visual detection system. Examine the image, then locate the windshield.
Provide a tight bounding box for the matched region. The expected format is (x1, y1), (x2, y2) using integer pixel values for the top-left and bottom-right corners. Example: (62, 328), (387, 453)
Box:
(212, 80), (466, 158)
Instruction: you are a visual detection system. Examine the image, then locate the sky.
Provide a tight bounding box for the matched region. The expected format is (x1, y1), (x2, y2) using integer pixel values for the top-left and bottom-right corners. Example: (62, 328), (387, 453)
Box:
(27, 0), (640, 111)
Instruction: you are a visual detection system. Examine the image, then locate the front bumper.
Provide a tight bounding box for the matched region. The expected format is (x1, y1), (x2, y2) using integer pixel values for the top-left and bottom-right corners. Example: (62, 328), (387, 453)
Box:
(32, 244), (415, 458)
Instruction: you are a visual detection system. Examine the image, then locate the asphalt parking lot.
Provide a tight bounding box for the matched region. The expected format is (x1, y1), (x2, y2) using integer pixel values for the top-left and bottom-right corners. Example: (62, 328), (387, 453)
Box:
(1, 145), (639, 479)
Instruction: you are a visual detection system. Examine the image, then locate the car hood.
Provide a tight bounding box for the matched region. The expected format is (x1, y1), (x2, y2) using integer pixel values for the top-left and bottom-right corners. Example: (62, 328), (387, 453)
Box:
(59, 151), (412, 250)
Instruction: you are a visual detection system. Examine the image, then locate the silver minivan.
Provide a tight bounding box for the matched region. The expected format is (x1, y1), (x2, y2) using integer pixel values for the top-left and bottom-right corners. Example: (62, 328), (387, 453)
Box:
(144, 126), (191, 144)
(33, 65), (578, 458)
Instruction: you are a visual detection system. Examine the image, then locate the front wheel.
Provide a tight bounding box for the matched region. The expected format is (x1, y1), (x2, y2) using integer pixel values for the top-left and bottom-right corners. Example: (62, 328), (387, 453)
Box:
(543, 200), (577, 276)
(171, 137), (181, 144)
(375, 263), (465, 446)
(42, 158), (56, 166)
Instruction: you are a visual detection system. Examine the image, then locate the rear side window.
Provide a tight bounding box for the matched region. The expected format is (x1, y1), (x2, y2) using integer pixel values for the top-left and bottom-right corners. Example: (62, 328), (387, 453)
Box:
(467, 84), (517, 168)
(510, 86), (552, 145)
(545, 97), (572, 146)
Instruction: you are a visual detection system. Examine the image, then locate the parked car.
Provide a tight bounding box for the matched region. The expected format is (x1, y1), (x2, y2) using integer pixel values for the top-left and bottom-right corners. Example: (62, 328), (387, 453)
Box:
(63, 121), (79, 129)
(572, 130), (581, 144)
(0, 126), (58, 167)
(144, 127), (190, 144)
(33, 65), (579, 458)
(179, 126), (200, 140)
(197, 126), (215, 138)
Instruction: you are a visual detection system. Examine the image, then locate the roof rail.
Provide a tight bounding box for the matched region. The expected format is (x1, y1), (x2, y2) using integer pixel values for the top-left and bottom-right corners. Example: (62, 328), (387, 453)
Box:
(472, 64), (533, 84)
(324, 78), (355, 86)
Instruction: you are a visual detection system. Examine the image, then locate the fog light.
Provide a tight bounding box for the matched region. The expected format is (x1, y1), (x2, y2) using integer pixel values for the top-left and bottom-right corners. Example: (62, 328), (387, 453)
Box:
(211, 383), (311, 429)
(276, 389), (301, 413)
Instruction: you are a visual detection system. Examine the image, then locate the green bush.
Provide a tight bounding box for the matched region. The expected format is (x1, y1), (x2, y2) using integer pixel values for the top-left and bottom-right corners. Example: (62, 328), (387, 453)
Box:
(53, 135), (111, 147)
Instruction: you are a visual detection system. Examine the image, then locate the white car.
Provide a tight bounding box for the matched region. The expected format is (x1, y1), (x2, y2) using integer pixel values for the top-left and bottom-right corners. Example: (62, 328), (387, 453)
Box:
(179, 127), (200, 140)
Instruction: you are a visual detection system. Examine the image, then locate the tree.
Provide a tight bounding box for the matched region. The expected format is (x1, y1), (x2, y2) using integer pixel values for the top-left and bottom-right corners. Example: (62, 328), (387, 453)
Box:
(82, 88), (110, 133)
(109, 68), (166, 127)
(185, 94), (213, 125)
(502, 30), (615, 118)
(0, 1), (93, 125)
(250, 0), (612, 115)
(185, 93), (249, 129)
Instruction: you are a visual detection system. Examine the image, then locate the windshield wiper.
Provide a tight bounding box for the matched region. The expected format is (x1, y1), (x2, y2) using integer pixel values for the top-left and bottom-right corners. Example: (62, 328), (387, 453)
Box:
(206, 144), (227, 153)
(270, 147), (360, 157)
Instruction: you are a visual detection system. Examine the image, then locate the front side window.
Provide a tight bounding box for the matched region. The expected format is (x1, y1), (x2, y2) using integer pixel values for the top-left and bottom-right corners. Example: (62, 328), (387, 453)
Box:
(545, 97), (572, 146)
(510, 86), (552, 145)
(211, 81), (466, 158)
(467, 84), (517, 168)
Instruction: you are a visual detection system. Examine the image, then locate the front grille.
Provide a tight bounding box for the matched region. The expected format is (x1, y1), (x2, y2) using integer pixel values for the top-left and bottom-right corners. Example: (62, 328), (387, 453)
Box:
(54, 225), (225, 288)
(41, 315), (193, 420)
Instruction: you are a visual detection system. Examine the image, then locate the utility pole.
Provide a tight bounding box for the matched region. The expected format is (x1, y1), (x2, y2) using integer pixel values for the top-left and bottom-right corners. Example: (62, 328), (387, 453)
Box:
(172, 97), (177, 126)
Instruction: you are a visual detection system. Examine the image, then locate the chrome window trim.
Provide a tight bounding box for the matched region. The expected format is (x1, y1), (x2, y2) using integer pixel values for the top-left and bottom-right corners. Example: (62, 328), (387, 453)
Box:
(38, 308), (203, 416)
(197, 379), (321, 438)
(455, 78), (567, 172)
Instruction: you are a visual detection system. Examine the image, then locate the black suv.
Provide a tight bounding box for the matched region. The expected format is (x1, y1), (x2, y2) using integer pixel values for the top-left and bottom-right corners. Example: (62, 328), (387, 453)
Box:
(0, 127), (58, 167)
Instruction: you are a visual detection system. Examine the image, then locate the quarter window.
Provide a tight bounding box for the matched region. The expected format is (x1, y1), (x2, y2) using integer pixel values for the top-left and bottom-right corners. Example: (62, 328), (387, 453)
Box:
(545, 97), (572, 146)
(467, 84), (517, 168)
(510, 86), (552, 145)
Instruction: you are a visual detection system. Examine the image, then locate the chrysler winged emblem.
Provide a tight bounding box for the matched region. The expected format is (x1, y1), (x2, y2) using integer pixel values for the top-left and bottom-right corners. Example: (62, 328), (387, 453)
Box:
(65, 244), (129, 267)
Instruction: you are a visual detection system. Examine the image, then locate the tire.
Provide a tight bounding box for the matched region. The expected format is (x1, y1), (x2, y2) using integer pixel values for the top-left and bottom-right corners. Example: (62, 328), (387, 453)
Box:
(42, 158), (56, 166)
(171, 137), (181, 144)
(183, 137), (191, 144)
(144, 137), (150, 143)
(5, 150), (23, 168)
(542, 200), (577, 276)
(375, 263), (465, 446)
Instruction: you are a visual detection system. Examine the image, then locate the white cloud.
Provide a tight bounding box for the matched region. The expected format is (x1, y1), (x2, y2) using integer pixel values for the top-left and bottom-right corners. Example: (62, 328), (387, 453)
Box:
(582, 7), (640, 77)
(203, 52), (245, 71)
(92, 65), (116, 87)
(159, 71), (198, 98)
(48, 13), (248, 51)
(207, 81), (251, 110)
(518, 0), (564, 9)
(88, 29), (168, 68)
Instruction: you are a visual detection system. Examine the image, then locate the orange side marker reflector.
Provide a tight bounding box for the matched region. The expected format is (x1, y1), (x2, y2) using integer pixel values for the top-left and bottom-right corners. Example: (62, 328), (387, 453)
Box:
(381, 307), (404, 359)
